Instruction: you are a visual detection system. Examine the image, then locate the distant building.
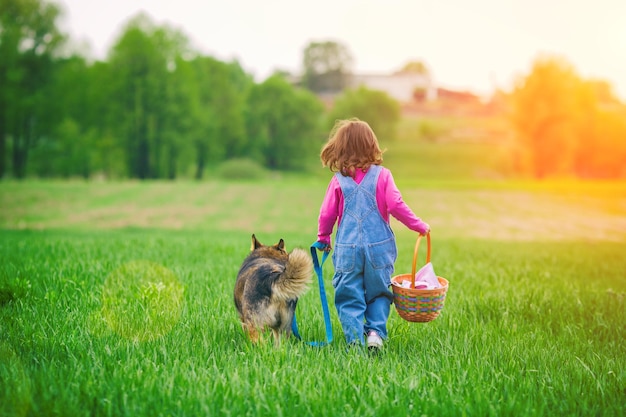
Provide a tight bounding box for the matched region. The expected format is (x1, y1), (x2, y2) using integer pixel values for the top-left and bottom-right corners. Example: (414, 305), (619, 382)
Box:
(436, 87), (480, 103)
(289, 70), (438, 103)
(349, 72), (437, 102)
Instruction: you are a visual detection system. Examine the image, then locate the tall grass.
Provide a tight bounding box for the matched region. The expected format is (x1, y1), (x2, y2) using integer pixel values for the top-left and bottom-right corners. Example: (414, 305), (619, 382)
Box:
(1, 229), (624, 416)
(1, 141), (625, 417)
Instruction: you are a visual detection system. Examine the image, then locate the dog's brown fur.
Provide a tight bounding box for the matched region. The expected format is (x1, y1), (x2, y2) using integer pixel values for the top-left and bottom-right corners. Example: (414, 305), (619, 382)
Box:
(234, 234), (312, 345)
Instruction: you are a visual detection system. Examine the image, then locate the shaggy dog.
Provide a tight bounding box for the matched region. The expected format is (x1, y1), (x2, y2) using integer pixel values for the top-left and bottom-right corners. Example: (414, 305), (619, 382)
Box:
(234, 234), (312, 345)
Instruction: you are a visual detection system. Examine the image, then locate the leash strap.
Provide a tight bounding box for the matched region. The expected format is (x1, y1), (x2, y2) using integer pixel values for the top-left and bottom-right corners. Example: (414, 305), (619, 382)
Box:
(291, 241), (333, 346)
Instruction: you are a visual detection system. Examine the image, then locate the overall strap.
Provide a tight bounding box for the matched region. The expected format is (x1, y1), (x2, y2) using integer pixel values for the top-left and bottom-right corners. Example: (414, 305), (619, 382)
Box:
(334, 165), (381, 189)
(360, 164), (382, 190)
(334, 165), (382, 202)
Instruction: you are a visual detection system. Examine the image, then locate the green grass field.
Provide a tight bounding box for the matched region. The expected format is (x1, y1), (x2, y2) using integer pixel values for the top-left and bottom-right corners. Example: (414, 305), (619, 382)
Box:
(1, 176), (625, 416)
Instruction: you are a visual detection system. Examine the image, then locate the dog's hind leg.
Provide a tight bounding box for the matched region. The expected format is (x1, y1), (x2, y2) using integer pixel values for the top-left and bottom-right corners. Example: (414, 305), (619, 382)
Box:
(271, 329), (283, 348)
(243, 322), (261, 344)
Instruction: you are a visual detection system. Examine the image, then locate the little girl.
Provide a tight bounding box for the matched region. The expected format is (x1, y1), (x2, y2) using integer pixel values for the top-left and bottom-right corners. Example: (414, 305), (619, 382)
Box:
(317, 118), (430, 350)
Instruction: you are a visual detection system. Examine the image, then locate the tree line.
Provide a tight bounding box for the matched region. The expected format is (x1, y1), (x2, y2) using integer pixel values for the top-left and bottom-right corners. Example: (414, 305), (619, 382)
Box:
(2, 1), (624, 181)
(0, 0), (401, 180)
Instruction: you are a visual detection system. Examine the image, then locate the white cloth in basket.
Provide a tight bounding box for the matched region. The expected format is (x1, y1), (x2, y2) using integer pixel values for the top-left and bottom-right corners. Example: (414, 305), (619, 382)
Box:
(414, 262), (441, 289)
(391, 262), (441, 289)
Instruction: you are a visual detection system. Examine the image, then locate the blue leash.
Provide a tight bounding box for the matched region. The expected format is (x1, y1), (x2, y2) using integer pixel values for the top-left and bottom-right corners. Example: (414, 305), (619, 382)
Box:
(291, 241), (333, 346)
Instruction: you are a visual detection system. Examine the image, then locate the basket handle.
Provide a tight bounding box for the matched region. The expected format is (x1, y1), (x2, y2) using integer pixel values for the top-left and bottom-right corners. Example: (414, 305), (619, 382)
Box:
(410, 232), (432, 288)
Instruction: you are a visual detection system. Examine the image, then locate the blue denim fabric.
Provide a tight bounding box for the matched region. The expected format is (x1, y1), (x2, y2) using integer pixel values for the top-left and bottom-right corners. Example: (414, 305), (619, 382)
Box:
(332, 165), (397, 345)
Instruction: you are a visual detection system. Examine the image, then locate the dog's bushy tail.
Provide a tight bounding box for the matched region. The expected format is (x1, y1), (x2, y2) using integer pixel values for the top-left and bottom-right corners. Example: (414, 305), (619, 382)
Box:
(273, 248), (313, 300)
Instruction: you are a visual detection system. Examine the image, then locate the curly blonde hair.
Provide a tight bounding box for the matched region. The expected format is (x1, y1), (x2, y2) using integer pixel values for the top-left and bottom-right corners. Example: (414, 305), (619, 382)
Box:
(320, 118), (384, 177)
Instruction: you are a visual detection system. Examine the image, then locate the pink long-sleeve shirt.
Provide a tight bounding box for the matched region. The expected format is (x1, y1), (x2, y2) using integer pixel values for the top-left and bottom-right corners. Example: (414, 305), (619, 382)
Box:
(317, 166), (429, 245)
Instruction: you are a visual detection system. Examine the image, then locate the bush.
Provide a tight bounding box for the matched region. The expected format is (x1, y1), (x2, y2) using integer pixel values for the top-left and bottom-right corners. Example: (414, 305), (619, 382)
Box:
(327, 86), (401, 141)
(216, 158), (268, 180)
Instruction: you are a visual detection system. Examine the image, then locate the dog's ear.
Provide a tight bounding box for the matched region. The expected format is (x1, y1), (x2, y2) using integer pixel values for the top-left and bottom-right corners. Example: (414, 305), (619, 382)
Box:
(251, 234), (262, 251)
(277, 239), (285, 251)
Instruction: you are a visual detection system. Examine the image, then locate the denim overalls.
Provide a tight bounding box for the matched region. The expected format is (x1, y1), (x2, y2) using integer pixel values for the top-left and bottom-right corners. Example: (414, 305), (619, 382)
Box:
(332, 165), (397, 345)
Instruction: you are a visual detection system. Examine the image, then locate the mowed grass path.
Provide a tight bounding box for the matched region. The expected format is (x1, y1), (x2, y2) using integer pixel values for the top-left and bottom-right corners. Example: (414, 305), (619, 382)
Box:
(1, 179), (625, 416)
(1, 178), (625, 241)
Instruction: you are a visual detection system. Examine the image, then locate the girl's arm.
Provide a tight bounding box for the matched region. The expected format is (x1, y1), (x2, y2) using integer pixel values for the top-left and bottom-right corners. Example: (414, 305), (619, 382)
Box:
(317, 176), (342, 245)
(383, 169), (430, 235)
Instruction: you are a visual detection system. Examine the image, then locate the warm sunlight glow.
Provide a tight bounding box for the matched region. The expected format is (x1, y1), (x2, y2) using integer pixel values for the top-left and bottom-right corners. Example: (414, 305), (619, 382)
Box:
(511, 56), (626, 179)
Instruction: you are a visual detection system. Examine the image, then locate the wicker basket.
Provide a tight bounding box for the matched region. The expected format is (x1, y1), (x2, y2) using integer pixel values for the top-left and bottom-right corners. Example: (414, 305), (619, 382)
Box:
(392, 233), (449, 322)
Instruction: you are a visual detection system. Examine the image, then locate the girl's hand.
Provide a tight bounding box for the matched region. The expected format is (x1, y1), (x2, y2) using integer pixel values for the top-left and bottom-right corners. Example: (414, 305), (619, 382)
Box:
(420, 224), (431, 236)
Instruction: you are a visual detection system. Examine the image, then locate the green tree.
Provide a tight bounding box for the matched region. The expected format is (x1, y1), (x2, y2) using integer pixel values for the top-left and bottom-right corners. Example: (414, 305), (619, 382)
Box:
(246, 75), (324, 170)
(182, 56), (251, 179)
(29, 118), (92, 178)
(0, 0), (64, 178)
(82, 60), (126, 178)
(302, 40), (353, 94)
(28, 54), (94, 178)
(107, 13), (190, 179)
(158, 57), (195, 179)
(327, 86), (401, 141)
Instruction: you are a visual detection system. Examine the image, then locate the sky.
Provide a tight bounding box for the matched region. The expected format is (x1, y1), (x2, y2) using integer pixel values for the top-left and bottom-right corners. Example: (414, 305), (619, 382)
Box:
(57, 0), (626, 100)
